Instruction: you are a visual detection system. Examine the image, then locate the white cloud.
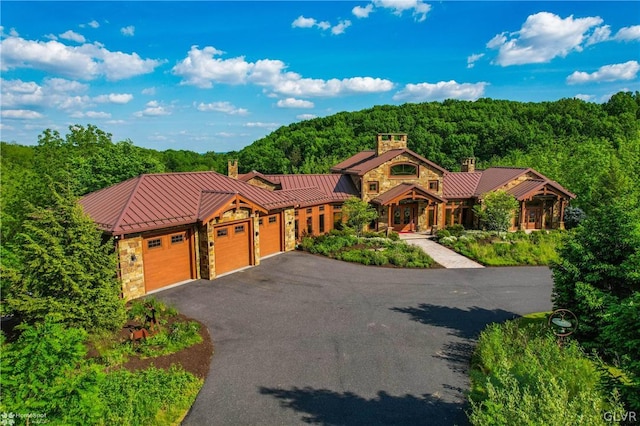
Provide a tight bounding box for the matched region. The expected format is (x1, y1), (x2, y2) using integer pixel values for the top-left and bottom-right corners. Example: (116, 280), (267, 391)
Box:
(487, 12), (603, 66)
(586, 25), (611, 46)
(244, 122), (279, 128)
(120, 26), (135, 36)
(172, 46), (394, 97)
(353, 4), (374, 18)
(59, 30), (86, 43)
(134, 100), (171, 117)
(332, 20), (352, 35)
(292, 15), (350, 35)
(567, 61), (640, 84)
(88, 20), (100, 29)
(0, 35), (162, 81)
(196, 101), (248, 115)
(393, 80), (487, 102)
(1, 109), (44, 119)
(141, 87), (156, 95)
(277, 98), (315, 108)
(71, 110), (111, 119)
(296, 114), (317, 121)
(94, 93), (134, 104)
(573, 94), (595, 102)
(373, 0), (431, 22)
(1, 77), (92, 111)
(615, 25), (640, 42)
(292, 16), (317, 29)
(467, 53), (484, 69)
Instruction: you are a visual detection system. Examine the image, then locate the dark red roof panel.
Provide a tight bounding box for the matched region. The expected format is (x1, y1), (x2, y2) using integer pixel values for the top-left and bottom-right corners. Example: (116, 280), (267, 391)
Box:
(443, 172), (482, 198)
(331, 149), (447, 175)
(371, 183), (446, 205)
(265, 174), (359, 201)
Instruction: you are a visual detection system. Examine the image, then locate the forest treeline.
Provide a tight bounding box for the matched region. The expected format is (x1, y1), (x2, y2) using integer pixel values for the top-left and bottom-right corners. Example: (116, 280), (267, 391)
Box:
(2, 91), (639, 243)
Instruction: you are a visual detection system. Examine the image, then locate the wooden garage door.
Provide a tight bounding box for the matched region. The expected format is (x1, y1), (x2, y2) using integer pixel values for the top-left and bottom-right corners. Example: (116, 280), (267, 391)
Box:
(143, 230), (193, 292)
(259, 213), (281, 257)
(214, 221), (251, 275)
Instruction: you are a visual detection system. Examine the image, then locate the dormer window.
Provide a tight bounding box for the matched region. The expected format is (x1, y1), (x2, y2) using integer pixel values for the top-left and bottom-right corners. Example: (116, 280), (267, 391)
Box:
(390, 163), (418, 177)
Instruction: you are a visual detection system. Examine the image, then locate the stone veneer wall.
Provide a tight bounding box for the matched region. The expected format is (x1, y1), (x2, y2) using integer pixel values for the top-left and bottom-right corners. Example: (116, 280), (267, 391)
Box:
(117, 236), (145, 301)
(361, 153), (444, 203)
(253, 215), (260, 266)
(199, 224), (211, 279)
(246, 177), (277, 191)
(284, 208), (296, 251)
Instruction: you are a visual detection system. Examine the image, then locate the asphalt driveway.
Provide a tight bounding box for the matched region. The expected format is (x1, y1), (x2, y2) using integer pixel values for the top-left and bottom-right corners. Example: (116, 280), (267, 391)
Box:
(157, 251), (553, 426)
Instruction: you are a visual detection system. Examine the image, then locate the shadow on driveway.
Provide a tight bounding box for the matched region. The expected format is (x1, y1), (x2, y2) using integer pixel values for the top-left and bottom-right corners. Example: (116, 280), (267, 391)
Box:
(390, 304), (518, 340)
(259, 387), (469, 426)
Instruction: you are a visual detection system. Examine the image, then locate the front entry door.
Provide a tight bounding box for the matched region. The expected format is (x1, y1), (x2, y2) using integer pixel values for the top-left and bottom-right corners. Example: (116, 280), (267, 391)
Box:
(392, 203), (418, 232)
(527, 207), (543, 229)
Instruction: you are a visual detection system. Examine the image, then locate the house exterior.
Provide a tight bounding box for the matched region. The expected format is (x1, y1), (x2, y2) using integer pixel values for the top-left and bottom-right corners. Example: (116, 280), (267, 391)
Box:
(80, 133), (574, 299)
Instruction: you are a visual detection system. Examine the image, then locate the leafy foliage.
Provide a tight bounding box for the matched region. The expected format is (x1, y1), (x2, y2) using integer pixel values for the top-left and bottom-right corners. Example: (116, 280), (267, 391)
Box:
(5, 186), (126, 331)
(342, 196), (378, 237)
(473, 190), (519, 232)
(0, 317), (105, 425)
(563, 206), (586, 229)
(468, 319), (624, 426)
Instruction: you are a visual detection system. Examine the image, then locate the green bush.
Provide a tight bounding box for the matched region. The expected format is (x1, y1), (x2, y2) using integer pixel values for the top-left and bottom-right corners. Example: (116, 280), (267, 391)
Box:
(445, 224), (465, 237)
(99, 365), (202, 426)
(469, 320), (625, 425)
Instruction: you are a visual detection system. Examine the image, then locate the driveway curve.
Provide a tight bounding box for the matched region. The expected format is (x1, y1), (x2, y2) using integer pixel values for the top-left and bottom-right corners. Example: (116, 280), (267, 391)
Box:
(157, 251), (553, 426)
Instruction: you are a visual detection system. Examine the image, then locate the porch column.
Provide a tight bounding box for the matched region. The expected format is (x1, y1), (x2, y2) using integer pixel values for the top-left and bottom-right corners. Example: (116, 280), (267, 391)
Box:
(519, 201), (526, 230)
(387, 205), (392, 230)
(541, 200), (546, 229)
(559, 199), (566, 230)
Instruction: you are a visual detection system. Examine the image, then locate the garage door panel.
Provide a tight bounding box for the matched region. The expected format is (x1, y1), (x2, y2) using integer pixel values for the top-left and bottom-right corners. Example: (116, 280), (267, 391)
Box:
(259, 213), (281, 257)
(214, 221), (251, 275)
(143, 230), (193, 292)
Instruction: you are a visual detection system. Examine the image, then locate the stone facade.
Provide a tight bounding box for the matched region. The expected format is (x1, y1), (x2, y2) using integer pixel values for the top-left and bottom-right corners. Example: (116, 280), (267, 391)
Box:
(246, 177), (277, 191)
(117, 236), (145, 301)
(376, 133), (409, 155)
(283, 208), (296, 251)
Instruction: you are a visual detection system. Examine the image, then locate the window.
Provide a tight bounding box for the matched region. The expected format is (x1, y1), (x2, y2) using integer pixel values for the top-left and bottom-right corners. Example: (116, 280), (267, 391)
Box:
(393, 208), (401, 225)
(295, 210), (299, 216)
(332, 205), (342, 211)
(147, 238), (161, 249)
(269, 216), (277, 223)
(306, 208), (313, 214)
(234, 225), (245, 234)
(171, 234), (184, 244)
(307, 217), (313, 234)
(319, 214), (325, 233)
(216, 229), (228, 237)
(390, 163), (418, 177)
(368, 181), (379, 192)
(319, 206), (325, 212)
(259, 219), (263, 225)
(428, 180), (439, 191)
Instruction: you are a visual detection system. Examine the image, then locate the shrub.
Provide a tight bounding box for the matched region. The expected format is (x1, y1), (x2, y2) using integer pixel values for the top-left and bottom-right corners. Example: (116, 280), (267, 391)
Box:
(469, 320), (625, 425)
(445, 224), (465, 237)
(564, 206), (586, 229)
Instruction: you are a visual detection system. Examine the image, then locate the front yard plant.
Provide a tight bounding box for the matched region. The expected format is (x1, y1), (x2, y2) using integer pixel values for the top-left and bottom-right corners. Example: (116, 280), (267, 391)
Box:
(435, 227), (563, 266)
(468, 316), (625, 425)
(301, 229), (435, 268)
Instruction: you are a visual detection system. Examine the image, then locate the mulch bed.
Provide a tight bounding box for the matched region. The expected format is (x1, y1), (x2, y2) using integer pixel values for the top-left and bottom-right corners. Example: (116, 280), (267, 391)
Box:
(118, 315), (214, 380)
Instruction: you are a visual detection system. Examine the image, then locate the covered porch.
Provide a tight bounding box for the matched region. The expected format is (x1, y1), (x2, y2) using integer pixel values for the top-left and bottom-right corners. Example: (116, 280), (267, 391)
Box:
(370, 183), (446, 233)
(507, 180), (576, 231)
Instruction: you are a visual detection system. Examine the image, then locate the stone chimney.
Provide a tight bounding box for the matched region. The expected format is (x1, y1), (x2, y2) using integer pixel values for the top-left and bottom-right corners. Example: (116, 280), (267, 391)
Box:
(461, 157), (476, 173)
(228, 159), (238, 179)
(376, 133), (407, 156)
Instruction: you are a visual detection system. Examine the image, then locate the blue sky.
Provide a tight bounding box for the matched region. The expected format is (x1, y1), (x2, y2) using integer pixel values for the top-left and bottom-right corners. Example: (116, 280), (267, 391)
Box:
(1, 1), (639, 152)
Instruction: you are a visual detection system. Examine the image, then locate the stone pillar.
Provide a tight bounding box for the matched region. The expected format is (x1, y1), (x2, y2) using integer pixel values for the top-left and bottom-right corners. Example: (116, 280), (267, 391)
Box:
(519, 201), (526, 230)
(283, 208), (296, 251)
(228, 160), (238, 179)
(117, 236), (145, 301)
(559, 199), (566, 230)
(253, 214), (261, 265)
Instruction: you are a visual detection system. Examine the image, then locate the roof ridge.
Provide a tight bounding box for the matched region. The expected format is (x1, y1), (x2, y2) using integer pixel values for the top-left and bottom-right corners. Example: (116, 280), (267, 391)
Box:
(111, 175), (145, 234)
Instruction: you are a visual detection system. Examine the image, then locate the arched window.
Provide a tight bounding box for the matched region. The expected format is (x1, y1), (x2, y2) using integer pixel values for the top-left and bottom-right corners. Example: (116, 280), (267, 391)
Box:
(390, 163), (418, 177)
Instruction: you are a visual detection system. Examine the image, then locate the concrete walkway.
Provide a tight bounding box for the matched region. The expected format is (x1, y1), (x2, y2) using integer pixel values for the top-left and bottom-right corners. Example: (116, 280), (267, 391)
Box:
(399, 233), (484, 269)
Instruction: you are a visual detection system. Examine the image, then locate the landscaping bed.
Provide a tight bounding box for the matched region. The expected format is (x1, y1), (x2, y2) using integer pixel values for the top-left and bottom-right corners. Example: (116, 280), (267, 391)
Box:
(300, 230), (437, 268)
(434, 226), (564, 266)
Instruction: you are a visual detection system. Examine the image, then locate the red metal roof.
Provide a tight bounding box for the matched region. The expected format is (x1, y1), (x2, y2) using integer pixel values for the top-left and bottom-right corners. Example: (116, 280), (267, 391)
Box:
(264, 174), (359, 202)
(371, 183), (446, 205)
(330, 149), (447, 175)
(443, 172), (483, 198)
(238, 171), (280, 185)
(79, 171), (295, 235)
(474, 167), (535, 196)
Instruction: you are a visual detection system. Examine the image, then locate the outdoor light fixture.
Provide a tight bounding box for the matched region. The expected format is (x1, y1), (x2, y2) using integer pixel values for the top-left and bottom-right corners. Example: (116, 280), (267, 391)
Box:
(130, 254), (137, 262)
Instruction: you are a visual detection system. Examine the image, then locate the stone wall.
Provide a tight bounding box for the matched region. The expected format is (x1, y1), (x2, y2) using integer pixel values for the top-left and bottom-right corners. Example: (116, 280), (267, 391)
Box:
(117, 236), (145, 301)
(246, 177), (277, 191)
(376, 133), (408, 155)
(361, 153), (444, 203)
(284, 208), (296, 251)
(199, 224), (211, 279)
(253, 215), (260, 266)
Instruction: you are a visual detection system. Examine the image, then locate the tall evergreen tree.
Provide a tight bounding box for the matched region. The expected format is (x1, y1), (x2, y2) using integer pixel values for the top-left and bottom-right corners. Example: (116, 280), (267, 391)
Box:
(6, 185), (126, 331)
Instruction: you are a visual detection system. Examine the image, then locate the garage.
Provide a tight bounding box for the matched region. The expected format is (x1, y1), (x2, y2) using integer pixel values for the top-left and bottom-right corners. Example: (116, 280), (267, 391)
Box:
(214, 220), (252, 275)
(259, 213), (282, 257)
(143, 229), (193, 292)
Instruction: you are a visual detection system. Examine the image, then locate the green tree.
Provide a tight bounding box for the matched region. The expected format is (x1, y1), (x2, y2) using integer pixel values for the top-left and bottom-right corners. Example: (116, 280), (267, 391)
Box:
(6, 185), (126, 331)
(0, 316), (104, 424)
(473, 190), (519, 232)
(342, 197), (378, 237)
